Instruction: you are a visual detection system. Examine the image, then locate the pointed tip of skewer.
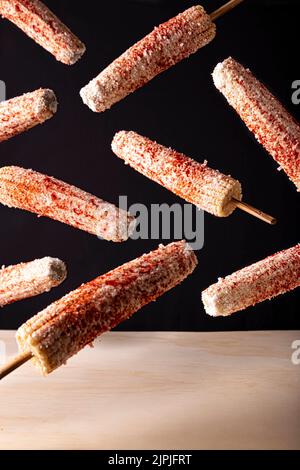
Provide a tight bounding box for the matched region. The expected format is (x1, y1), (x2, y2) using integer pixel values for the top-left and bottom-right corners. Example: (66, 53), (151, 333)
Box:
(232, 198), (277, 225)
(210, 0), (245, 22)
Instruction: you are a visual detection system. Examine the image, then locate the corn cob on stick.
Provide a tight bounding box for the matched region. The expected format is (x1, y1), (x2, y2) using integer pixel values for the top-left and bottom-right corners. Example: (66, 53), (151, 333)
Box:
(80, 1), (244, 112)
(112, 131), (276, 224)
(0, 0), (85, 64)
(202, 244), (300, 317)
(0, 257), (67, 307)
(0, 89), (57, 143)
(0, 166), (135, 242)
(112, 131), (240, 217)
(80, 5), (216, 112)
(213, 57), (300, 191)
(2, 241), (198, 377)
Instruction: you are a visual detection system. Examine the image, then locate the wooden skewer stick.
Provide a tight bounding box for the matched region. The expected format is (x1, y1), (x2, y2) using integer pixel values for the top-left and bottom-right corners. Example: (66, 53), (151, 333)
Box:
(210, 0), (245, 21)
(0, 351), (32, 381)
(232, 198), (277, 225)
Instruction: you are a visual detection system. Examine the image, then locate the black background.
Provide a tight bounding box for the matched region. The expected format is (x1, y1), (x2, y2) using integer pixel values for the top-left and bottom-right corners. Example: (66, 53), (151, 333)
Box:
(0, 0), (299, 331)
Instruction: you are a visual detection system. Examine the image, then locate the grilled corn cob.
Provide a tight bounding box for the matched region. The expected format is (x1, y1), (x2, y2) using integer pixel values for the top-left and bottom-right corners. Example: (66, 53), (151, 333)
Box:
(0, 89), (57, 143)
(112, 130), (242, 217)
(213, 57), (300, 191)
(202, 244), (300, 316)
(0, 0), (85, 64)
(0, 166), (135, 242)
(0, 257), (66, 307)
(16, 240), (197, 375)
(80, 5), (216, 112)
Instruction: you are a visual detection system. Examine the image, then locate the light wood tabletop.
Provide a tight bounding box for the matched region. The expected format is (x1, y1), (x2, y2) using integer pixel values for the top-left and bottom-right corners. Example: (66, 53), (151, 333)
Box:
(0, 330), (299, 450)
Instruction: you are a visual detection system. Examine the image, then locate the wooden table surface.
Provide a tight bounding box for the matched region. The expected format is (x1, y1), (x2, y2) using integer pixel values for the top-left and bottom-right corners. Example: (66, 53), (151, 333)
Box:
(0, 330), (299, 450)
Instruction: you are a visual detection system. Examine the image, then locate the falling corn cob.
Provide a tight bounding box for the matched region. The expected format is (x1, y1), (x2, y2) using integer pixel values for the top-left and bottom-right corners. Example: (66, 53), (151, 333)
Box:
(16, 241), (197, 375)
(202, 244), (300, 316)
(0, 89), (57, 143)
(0, 166), (135, 242)
(212, 57), (300, 191)
(0, 257), (67, 307)
(112, 130), (242, 217)
(0, 0), (85, 64)
(80, 5), (216, 112)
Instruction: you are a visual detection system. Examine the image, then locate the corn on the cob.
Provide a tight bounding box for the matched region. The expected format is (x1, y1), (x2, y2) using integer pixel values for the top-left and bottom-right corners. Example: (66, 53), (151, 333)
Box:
(0, 257), (66, 307)
(213, 57), (300, 191)
(202, 244), (300, 316)
(0, 0), (85, 64)
(0, 166), (135, 242)
(80, 6), (216, 112)
(16, 240), (197, 375)
(112, 130), (242, 217)
(0, 89), (57, 143)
